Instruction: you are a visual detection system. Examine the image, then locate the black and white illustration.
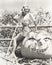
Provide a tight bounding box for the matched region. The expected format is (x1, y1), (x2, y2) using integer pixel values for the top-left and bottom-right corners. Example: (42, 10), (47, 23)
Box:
(0, 0), (52, 65)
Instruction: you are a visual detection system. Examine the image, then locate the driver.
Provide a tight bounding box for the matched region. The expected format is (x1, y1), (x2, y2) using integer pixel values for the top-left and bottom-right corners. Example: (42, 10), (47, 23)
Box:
(10, 6), (31, 58)
(14, 6), (30, 25)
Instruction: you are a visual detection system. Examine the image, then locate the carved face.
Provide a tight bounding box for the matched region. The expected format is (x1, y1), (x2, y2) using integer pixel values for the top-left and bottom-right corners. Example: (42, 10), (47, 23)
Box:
(21, 31), (52, 58)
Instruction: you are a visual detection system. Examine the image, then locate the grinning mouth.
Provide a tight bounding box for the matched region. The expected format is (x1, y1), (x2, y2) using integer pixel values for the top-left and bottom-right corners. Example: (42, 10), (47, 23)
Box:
(31, 46), (48, 53)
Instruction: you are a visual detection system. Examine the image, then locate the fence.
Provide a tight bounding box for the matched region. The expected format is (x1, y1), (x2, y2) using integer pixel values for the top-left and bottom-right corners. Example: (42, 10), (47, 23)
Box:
(0, 25), (52, 52)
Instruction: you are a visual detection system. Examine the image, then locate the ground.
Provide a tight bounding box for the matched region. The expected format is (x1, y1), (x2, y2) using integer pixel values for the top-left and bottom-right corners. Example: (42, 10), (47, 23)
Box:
(0, 51), (52, 65)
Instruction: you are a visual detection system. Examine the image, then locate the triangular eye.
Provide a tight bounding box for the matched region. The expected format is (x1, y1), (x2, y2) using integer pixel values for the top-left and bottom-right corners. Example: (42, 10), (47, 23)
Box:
(43, 37), (52, 42)
(44, 37), (51, 41)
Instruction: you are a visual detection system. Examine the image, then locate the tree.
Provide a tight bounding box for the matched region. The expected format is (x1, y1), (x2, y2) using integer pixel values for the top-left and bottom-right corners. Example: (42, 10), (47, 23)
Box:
(1, 10), (18, 25)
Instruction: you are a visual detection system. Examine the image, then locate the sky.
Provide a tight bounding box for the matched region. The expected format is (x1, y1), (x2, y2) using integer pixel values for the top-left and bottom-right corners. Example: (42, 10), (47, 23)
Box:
(0, 0), (52, 13)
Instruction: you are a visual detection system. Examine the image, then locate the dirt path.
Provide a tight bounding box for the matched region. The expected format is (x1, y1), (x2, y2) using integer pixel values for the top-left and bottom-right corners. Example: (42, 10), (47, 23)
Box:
(0, 52), (52, 65)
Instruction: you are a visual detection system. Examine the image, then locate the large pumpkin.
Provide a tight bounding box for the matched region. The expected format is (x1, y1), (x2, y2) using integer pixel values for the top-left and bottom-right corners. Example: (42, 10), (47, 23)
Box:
(20, 31), (52, 58)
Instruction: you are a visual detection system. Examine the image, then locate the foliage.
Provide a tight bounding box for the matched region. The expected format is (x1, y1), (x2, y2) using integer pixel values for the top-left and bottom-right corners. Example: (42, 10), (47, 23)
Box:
(0, 10), (18, 25)
(35, 8), (52, 25)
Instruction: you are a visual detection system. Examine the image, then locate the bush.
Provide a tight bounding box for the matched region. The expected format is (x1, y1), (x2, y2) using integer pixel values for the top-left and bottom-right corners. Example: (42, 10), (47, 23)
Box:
(1, 10), (18, 25)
